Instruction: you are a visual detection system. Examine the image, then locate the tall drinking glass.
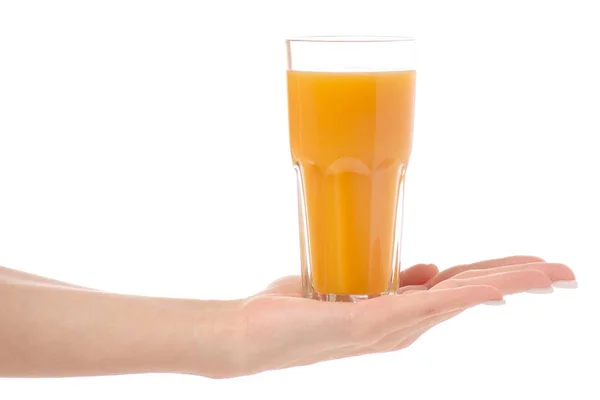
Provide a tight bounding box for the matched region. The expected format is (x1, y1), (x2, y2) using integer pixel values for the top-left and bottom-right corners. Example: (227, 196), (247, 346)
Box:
(286, 36), (416, 302)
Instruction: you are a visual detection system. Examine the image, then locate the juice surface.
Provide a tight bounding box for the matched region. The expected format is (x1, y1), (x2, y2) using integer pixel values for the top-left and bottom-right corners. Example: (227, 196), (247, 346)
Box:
(287, 70), (416, 295)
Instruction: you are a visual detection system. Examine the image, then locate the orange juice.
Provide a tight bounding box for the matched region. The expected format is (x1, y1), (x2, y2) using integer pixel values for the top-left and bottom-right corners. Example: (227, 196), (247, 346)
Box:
(287, 70), (416, 297)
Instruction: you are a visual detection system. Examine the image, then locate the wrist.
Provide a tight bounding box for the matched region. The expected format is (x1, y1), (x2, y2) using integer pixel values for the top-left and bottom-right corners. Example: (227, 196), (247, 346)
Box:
(148, 297), (246, 378)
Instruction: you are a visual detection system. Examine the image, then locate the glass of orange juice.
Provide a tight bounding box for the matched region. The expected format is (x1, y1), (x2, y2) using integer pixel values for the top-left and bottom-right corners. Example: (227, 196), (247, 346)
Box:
(286, 36), (416, 302)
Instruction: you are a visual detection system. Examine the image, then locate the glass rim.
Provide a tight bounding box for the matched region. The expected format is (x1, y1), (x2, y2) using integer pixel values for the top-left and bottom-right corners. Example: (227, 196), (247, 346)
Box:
(286, 35), (415, 43)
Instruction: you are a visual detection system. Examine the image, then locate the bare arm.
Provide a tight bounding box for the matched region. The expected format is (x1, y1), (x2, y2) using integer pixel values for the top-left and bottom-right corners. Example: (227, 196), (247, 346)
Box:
(0, 272), (240, 378)
(0, 256), (575, 379)
(0, 265), (92, 290)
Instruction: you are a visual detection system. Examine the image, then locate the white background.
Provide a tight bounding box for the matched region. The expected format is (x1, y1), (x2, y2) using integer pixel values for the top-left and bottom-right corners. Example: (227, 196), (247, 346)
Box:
(1, 0), (599, 399)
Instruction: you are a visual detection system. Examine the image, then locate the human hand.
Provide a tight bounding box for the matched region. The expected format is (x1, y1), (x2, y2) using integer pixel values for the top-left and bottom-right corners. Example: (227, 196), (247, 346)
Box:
(222, 256), (576, 378)
(0, 258), (576, 379)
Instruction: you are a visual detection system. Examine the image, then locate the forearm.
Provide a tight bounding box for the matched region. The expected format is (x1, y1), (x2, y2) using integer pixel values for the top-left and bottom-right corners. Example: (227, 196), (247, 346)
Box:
(0, 265), (92, 290)
(0, 279), (242, 378)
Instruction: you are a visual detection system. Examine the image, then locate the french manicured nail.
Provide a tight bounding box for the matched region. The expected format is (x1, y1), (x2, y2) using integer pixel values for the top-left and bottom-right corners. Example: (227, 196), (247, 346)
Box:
(527, 287), (554, 294)
(484, 299), (506, 306)
(552, 280), (578, 289)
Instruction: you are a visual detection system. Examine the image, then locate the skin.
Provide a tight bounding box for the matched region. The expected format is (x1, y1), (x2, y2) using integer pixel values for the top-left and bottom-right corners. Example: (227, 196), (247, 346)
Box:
(0, 256), (576, 379)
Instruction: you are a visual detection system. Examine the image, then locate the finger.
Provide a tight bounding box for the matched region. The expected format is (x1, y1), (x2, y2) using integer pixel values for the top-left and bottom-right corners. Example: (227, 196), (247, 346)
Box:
(378, 273), (550, 353)
(361, 285), (503, 333)
(399, 264), (439, 287)
(452, 262), (575, 282)
(425, 255), (545, 288)
(432, 269), (552, 295)
(261, 275), (302, 297)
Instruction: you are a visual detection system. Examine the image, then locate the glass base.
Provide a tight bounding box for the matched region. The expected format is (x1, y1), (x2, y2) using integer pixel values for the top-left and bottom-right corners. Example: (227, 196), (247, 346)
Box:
(293, 160), (406, 305)
(304, 288), (393, 303)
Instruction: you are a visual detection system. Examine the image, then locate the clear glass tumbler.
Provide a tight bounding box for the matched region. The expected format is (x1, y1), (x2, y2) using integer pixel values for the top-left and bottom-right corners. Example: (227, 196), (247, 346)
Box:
(286, 36), (416, 302)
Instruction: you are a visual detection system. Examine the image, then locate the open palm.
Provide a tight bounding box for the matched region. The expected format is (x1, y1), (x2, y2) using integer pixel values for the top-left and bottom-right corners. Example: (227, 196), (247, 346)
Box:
(233, 256), (576, 377)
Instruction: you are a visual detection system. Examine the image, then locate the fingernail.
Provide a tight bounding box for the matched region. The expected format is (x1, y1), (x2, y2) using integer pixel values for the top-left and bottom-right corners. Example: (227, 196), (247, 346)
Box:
(527, 287), (554, 294)
(552, 280), (578, 289)
(483, 299), (506, 306)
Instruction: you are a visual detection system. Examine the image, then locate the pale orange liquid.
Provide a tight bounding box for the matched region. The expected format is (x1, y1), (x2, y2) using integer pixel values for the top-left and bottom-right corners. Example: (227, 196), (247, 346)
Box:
(287, 70), (416, 296)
